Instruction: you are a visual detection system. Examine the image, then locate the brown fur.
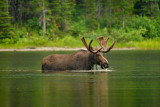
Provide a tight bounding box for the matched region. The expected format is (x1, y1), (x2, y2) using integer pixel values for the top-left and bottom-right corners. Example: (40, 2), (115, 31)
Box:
(42, 50), (108, 72)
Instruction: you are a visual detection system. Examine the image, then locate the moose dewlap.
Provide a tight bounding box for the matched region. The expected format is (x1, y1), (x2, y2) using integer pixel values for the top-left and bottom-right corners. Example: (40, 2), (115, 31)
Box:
(42, 36), (116, 72)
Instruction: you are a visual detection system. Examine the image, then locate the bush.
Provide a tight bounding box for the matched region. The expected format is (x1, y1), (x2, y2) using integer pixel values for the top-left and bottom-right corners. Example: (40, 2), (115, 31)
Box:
(26, 18), (41, 31)
(111, 28), (145, 42)
(79, 28), (109, 40)
(125, 16), (160, 38)
(56, 36), (82, 47)
(0, 38), (14, 45)
(31, 36), (49, 46)
(69, 19), (88, 36)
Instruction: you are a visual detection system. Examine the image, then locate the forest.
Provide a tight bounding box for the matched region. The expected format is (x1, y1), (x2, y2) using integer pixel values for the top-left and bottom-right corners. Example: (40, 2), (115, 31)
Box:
(0, 0), (160, 49)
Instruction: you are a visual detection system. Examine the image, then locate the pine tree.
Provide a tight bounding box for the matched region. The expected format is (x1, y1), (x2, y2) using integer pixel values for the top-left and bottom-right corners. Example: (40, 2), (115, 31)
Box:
(113, 0), (137, 29)
(134, 0), (160, 17)
(0, 0), (12, 39)
(49, 0), (75, 32)
(81, 0), (98, 29)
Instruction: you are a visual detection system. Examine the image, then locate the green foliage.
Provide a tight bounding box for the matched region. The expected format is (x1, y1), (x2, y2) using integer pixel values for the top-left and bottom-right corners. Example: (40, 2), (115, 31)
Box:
(14, 36), (50, 47)
(26, 18), (41, 30)
(134, 0), (160, 17)
(79, 28), (109, 40)
(0, 38), (14, 44)
(69, 19), (88, 36)
(14, 27), (28, 38)
(49, 0), (75, 31)
(111, 28), (145, 42)
(55, 36), (82, 47)
(0, 0), (13, 39)
(125, 16), (160, 38)
(0, 0), (160, 49)
(30, 36), (49, 46)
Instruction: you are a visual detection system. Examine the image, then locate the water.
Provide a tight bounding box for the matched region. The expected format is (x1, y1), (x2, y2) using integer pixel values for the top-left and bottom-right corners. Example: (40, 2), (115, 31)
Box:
(0, 50), (160, 107)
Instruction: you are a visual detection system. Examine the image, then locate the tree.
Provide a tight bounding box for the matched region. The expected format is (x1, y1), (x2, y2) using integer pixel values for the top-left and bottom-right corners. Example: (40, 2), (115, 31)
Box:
(49, 0), (75, 32)
(113, 0), (137, 29)
(134, 0), (160, 17)
(10, 0), (16, 22)
(32, 0), (50, 35)
(0, 0), (13, 39)
(81, 0), (98, 29)
(42, 0), (46, 35)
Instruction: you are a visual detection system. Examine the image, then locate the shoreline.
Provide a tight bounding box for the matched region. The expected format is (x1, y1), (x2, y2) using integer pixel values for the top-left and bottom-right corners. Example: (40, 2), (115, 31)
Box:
(0, 47), (136, 51)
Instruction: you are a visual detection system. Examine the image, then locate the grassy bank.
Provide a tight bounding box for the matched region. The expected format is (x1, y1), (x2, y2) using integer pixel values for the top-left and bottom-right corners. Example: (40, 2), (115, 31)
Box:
(0, 36), (159, 50)
(116, 40), (160, 49)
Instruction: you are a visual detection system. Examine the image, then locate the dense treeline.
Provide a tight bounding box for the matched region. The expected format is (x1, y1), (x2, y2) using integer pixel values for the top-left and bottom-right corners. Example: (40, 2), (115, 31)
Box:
(0, 0), (160, 48)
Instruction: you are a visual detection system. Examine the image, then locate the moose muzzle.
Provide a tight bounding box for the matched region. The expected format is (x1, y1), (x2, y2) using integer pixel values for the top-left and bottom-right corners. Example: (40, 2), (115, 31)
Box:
(101, 62), (109, 69)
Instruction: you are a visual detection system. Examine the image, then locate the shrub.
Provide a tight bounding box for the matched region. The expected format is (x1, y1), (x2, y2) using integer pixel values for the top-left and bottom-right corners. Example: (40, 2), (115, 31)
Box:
(125, 16), (160, 38)
(79, 28), (109, 40)
(56, 36), (82, 47)
(30, 36), (49, 46)
(111, 28), (145, 42)
(69, 19), (88, 36)
(0, 38), (14, 45)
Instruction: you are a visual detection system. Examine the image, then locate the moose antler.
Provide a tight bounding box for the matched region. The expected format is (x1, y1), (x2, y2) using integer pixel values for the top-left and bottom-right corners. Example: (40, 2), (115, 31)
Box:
(97, 36), (116, 53)
(81, 36), (102, 54)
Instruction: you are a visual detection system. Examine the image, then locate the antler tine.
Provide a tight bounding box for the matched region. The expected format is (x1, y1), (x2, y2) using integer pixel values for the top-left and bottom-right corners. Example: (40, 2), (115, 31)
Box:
(88, 40), (102, 53)
(94, 48), (103, 54)
(88, 39), (93, 50)
(97, 36), (104, 42)
(81, 36), (102, 54)
(89, 40), (102, 53)
(97, 36), (110, 50)
(81, 36), (89, 50)
(97, 36), (116, 53)
(101, 40), (116, 53)
(104, 37), (110, 45)
(97, 36), (104, 48)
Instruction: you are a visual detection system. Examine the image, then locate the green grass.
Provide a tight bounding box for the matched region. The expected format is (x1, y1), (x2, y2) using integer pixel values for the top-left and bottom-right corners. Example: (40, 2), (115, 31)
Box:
(0, 36), (160, 50)
(115, 39), (160, 49)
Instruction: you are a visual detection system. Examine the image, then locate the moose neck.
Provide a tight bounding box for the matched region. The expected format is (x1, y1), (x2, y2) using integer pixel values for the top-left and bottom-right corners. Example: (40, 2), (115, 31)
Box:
(84, 52), (95, 70)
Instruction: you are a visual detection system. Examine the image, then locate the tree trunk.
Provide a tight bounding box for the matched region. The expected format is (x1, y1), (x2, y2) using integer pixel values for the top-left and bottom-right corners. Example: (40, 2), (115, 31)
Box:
(109, 0), (112, 28)
(121, 7), (125, 29)
(158, 1), (160, 10)
(122, 17), (125, 29)
(11, 0), (16, 22)
(96, 0), (101, 21)
(85, 0), (87, 22)
(42, 0), (46, 35)
(18, 1), (22, 26)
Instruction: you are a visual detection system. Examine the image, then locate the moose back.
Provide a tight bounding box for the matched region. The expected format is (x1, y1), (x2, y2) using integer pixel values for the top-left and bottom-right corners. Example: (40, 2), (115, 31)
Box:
(42, 36), (116, 72)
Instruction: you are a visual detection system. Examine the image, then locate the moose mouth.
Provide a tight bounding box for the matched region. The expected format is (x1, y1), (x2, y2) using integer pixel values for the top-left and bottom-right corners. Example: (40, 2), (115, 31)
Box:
(101, 63), (109, 69)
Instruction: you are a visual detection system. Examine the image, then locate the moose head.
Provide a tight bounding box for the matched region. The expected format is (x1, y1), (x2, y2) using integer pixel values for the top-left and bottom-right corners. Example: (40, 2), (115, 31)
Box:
(81, 36), (116, 69)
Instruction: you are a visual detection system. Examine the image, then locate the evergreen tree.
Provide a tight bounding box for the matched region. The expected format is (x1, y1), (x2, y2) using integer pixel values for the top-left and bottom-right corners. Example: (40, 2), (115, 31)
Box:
(49, 0), (75, 32)
(32, 0), (50, 35)
(0, 0), (13, 39)
(113, 0), (137, 29)
(82, 0), (98, 29)
(134, 0), (160, 17)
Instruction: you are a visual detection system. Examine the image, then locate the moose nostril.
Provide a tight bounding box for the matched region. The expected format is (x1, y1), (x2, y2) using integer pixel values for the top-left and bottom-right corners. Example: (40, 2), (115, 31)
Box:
(104, 63), (109, 68)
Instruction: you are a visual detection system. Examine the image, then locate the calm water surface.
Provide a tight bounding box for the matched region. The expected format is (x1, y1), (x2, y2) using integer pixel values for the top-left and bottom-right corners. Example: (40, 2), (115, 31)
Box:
(0, 50), (160, 107)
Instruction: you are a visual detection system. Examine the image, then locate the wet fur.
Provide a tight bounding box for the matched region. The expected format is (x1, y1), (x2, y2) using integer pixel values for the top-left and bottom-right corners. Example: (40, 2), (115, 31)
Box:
(42, 50), (96, 72)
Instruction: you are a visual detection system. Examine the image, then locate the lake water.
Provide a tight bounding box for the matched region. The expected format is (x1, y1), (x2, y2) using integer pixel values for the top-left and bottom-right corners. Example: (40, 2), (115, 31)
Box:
(0, 50), (160, 107)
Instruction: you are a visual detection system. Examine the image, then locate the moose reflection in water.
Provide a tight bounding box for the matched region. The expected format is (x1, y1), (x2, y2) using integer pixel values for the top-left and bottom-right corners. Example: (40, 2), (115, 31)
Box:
(42, 36), (116, 72)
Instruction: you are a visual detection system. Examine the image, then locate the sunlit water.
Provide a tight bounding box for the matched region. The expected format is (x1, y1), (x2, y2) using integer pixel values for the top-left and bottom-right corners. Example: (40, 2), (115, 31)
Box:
(0, 50), (160, 107)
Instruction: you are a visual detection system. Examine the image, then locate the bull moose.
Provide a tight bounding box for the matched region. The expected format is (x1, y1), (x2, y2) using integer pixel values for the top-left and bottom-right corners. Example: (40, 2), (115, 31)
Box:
(42, 36), (116, 72)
